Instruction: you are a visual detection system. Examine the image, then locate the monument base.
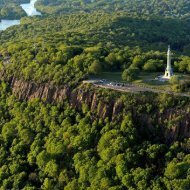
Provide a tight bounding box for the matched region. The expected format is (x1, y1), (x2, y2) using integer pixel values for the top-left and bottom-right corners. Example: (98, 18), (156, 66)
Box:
(156, 75), (172, 82)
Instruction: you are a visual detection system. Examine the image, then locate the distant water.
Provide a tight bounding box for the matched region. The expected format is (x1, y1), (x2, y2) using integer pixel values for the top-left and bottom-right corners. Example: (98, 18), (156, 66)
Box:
(0, 20), (20, 31)
(21, 0), (41, 16)
(0, 0), (41, 31)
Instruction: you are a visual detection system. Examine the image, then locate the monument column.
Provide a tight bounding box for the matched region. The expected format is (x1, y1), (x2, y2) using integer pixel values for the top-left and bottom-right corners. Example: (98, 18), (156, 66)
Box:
(164, 45), (173, 78)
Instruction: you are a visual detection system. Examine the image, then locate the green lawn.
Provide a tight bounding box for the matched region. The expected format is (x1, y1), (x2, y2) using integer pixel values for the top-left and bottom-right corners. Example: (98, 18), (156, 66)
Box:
(96, 72), (123, 82)
(133, 72), (172, 90)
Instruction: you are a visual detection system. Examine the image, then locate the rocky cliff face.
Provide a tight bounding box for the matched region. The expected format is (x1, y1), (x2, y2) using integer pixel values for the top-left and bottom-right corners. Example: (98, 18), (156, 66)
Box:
(7, 77), (190, 141)
(10, 77), (70, 103)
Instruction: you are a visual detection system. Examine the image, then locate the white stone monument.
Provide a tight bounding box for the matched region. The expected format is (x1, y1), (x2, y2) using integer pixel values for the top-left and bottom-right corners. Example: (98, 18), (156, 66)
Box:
(163, 45), (173, 79)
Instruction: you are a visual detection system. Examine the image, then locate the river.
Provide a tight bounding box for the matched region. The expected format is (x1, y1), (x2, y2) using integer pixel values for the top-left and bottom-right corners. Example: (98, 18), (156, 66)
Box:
(0, 0), (41, 31)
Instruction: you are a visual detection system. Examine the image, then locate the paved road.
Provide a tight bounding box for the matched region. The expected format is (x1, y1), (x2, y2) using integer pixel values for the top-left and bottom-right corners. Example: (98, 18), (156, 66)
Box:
(83, 80), (190, 98)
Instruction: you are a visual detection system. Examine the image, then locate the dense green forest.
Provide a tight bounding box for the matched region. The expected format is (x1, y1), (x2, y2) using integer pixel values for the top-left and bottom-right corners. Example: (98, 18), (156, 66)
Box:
(0, 0), (190, 189)
(0, 82), (190, 189)
(0, 0), (29, 6)
(0, 4), (26, 19)
(0, 12), (190, 86)
(36, 0), (190, 18)
(0, 0), (29, 19)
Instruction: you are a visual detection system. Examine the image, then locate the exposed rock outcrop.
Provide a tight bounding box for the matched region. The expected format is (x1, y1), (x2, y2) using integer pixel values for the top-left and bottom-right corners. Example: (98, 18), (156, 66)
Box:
(5, 77), (190, 141)
(10, 77), (70, 102)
